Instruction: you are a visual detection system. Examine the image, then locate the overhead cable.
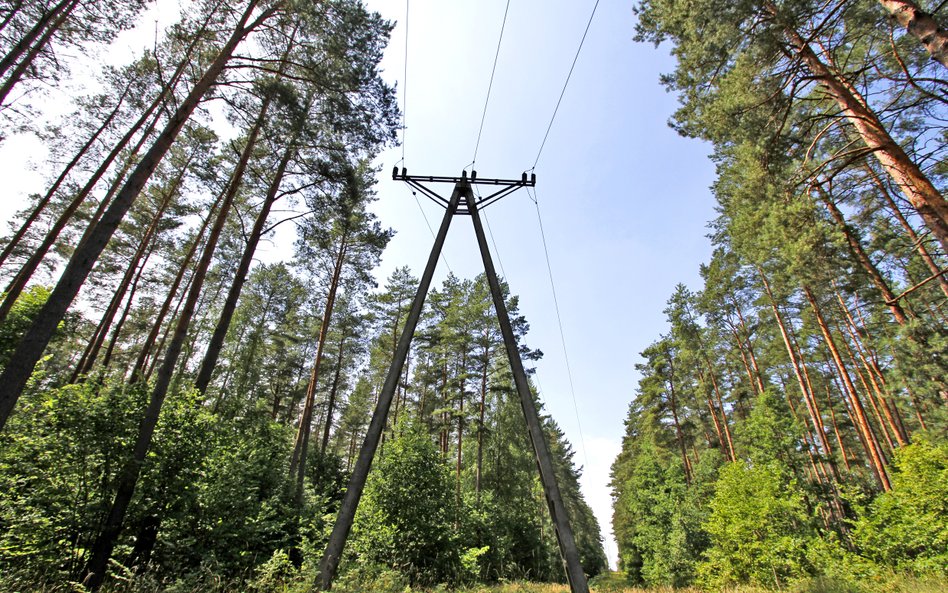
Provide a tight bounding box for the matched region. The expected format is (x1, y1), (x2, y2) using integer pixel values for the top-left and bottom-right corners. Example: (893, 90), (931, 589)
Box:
(399, 0), (410, 163)
(472, 0), (512, 166)
(527, 185), (588, 469)
(532, 0), (600, 171)
(408, 186), (452, 274)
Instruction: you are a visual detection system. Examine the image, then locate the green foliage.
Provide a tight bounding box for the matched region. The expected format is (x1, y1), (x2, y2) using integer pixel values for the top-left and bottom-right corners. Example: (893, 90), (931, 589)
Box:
(698, 460), (815, 589)
(0, 379), (145, 582)
(852, 434), (948, 576)
(0, 286), (52, 367)
(349, 422), (462, 586)
(612, 440), (708, 587)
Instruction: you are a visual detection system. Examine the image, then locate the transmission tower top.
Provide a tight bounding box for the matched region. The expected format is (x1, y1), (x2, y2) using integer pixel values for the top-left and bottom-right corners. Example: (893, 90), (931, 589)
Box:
(393, 167), (535, 213)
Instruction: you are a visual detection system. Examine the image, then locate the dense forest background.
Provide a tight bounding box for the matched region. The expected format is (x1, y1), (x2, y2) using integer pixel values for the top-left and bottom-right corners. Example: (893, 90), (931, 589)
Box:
(0, 0), (606, 591)
(610, 0), (948, 590)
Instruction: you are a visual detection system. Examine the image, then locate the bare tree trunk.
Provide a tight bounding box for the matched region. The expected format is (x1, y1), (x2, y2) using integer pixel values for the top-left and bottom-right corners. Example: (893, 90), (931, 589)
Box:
(0, 0), (271, 433)
(191, 27), (302, 393)
(0, 84), (130, 271)
(876, 0), (948, 67)
(804, 285), (891, 491)
(864, 164), (948, 299)
(72, 165), (182, 381)
(0, 0), (79, 95)
(816, 187), (910, 324)
(290, 233), (349, 503)
(782, 22), (948, 252)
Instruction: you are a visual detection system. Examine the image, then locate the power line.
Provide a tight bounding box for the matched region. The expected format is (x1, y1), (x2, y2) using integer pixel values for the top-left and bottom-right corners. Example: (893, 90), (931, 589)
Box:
(408, 186), (452, 274)
(527, 185), (588, 470)
(396, 2), (451, 274)
(484, 213), (506, 280)
(399, 0), (410, 163)
(474, 185), (507, 280)
(532, 0), (600, 171)
(472, 0), (512, 165)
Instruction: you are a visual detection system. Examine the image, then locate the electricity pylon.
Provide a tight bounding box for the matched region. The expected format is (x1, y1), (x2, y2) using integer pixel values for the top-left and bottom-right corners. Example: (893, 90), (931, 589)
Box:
(318, 169), (590, 593)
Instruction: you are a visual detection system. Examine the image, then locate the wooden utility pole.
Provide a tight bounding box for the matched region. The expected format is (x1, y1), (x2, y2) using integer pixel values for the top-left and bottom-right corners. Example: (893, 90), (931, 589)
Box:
(317, 170), (590, 593)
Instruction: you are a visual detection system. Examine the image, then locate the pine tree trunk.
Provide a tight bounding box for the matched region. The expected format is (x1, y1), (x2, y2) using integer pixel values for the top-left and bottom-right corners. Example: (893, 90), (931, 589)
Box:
(100, 239), (153, 372)
(704, 362), (734, 461)
(876, 0), (948, 67)
(664, 351), (692, 483)
(0, 0), (26, 36)
(843, 338), (897, 454)
(825, 389), (852, 471)
(816, 187), (910, 324)
(80, 11), (277, 587)
(782, 23), (948, 252)
(804, 285), (891, 491)
(193, 100), (286, 393)
(475, 340), (489, 504)
(834, 294), (909, 446)
(290, 233), (349, 502)
(864, 164), (948, 299)
(455, 352), (467, 503)
(788, 325), (840, 470)
(758, 269), (838, 477)
(72, 169), (181, 381)
(82, 108), (259, 590)
(0, 84), (130, 271)
(84, 160), (241, 588)
(0, 0), (270, 434)
(0, 82), (167, 326)
(730, 326), (761, 395)
(0, 0), (78, 105)
(130, 202), (214, 382)
(0, 0), (78, 92)
(144, 268), (195, 381)
(320, 334), (348, 455)
(733, 305), (767, 394)
(190, 28), (304, 393)
(905, 385), (929, 430)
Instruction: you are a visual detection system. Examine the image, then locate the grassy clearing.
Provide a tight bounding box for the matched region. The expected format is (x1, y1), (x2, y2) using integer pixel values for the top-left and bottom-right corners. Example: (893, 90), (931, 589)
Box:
(443, 573), (948, 593)
(4, 572), (946, 593)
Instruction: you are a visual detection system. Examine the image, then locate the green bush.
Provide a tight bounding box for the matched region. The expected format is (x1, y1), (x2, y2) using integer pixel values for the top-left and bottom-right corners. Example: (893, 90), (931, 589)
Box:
(852, 434), (948, 576)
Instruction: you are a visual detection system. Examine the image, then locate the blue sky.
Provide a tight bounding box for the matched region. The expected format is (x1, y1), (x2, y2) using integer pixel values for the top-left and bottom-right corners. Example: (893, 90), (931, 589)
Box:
(361, 0), (718, 567)
(0, 0), (718, 569)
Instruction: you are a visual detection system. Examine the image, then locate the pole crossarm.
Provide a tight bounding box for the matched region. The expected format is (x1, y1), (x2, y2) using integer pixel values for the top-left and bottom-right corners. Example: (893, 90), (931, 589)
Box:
(393, 166), (535, 211)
